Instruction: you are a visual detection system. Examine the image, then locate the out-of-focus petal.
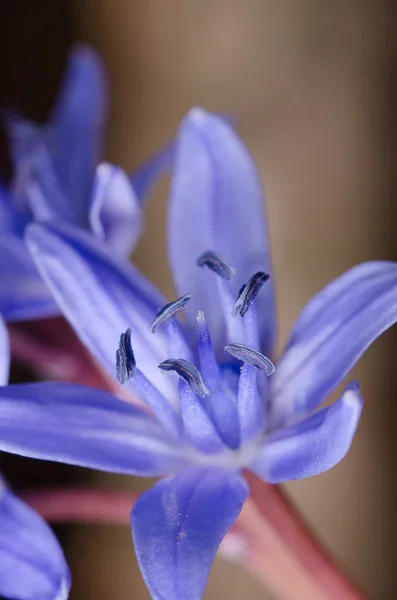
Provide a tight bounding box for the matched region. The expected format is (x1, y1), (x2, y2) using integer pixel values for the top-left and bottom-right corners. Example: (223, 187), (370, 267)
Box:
(89, 163), (142, 256)
(0, 476), (70, 600)
(0, 382), (186, 476)
(131, 465), (248, 600)
(168, 109), (275, 356)
(0, 236), (58, 322)
(0, 183), (27, 234)
(130, 141), (175, 204)
(0, 316), (10, 385)
(251, 383), (363, 483)
(49, 46), (107, 224)
(270, 261), (397, 426)
(26, 221), (173, 394)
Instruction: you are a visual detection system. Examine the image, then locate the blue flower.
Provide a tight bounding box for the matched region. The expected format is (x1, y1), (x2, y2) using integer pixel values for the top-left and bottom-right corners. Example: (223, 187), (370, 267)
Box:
(0, 46), (171, 323)
(1, 109), (397, 600)
(0, 316), (70, 600)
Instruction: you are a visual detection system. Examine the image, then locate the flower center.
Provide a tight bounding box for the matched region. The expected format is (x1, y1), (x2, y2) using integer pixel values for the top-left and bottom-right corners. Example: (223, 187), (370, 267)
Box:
(115, 249), (275, 460)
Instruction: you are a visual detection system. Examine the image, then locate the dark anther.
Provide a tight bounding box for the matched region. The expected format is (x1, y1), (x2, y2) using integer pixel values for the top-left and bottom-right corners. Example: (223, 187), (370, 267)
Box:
(150, 294), (192, 333)
(116, 328), (136, 384)
(197, 250), (235, 280)
(225, 343), (275, 376)
(158, 358), (210, 397)
(232, 271), (270, 317)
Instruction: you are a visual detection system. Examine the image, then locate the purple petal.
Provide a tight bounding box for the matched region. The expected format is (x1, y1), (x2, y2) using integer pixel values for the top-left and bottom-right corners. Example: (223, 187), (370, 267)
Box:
(168, 109), (275, 355)
(0, 382), (186, 477)
(0, 183), (27, 234)
(178, 380), (224, 454)
(0, 477), (71, 600)
(0, 236), (59, 322)
(131, 465), (248, 600)
(130, 141), (175, 205)
(49, 46), (107, 224)
(89, 163), (143, 256)
(26, 221), (172, 394)
(237, 364), (266, 443)
(251, 383), (362, 483)
(0, 316), (10, 385)
(270, 261), (397, 426)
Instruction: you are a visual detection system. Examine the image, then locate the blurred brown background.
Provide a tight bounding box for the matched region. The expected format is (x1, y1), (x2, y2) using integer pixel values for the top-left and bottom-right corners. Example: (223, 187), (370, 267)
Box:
(1, 1), (397, 598)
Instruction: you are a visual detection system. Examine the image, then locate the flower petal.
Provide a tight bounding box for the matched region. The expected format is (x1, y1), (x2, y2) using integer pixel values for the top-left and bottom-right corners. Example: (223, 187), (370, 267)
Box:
(0, 477), (71, 600)
(131, 465), (248, 600)
(0, 236), (59, 322)
(89, 163), (142, 256)
(48, 46), (107, 224)
(0, 183), (26, 234)
(251, 383), (363, 483)
(270, 261), (397, 426)
(168, 108), (275, 355)
(178, 380), (224, 454)
(0, 382), (185, 476)
(130, 141), (175, 204)
(26, 221), (172, 393)
(0, 316), (10, 385)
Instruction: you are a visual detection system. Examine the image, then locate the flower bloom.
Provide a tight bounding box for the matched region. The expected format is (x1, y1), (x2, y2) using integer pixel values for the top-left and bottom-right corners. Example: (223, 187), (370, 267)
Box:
(1, 109), (397, 600)
(0, 316), (70, 600)
(0, 46), (169, 323)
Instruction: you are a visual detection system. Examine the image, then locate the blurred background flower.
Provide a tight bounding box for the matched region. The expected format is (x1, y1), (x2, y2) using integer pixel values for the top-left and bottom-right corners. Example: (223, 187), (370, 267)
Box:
(0, 1), (396, 599)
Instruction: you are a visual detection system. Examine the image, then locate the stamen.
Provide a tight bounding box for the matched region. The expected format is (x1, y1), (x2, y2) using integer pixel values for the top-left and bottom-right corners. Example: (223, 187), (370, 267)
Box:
(225, 343), (275, 376)
(116, 328), (136, 384)
(150, 294), (191, 333)
(158, 358), (210, 397)
(232, 271), (270, 317)
(197, 250), (235, 280)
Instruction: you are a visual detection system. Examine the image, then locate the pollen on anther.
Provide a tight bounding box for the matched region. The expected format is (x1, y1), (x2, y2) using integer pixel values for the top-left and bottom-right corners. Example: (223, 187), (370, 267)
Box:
(197, 250), (235, 280)
(150, 294), (191, 333)
(116, 328), (136, 384)
(232, 271), (270, 317)
(158, 358), (210, 397)
(225, 342), (275, 376)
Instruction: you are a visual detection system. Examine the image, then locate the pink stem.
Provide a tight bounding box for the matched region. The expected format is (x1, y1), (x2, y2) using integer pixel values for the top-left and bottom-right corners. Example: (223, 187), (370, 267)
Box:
(21, 487), (136, 525)
(9, 317), (119, 391)
(21, 480), (365, 600)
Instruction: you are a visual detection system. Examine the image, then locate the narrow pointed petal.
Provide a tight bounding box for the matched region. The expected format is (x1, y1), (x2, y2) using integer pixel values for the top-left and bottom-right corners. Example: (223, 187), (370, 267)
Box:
(89, 163), (142, 256)
(131, 466), (248, 600)
(26, 221), (172, 393)
(270, 261), (397, 426)
(0, 236), (58, 322)
(168, 109), (275, 355)
(49, 46), (107, 224)
(0, 316), (10, 385)
(130, 141), (175, 204)
(251, 383), (362, 483)
(0, 382), (186, 476)
(0, 478), (71, 600)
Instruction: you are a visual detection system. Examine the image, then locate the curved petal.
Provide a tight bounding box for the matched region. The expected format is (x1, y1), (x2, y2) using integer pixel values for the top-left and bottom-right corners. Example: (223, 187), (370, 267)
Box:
(270, 261), (397, 426)
(26, 221), (172, 394)
(89, 163), (143, 256)
(0, 382), (186, 477)
(0, 477), (70, 600)
(168, 108), (275, 356)
(0, 236), (59, 322)
(130, 141), (175, 205)
(131, 466), (248, 600)
(251, 383), (362, 483)
(0, 316), (10, 385)
(49, 46), (107, 224)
